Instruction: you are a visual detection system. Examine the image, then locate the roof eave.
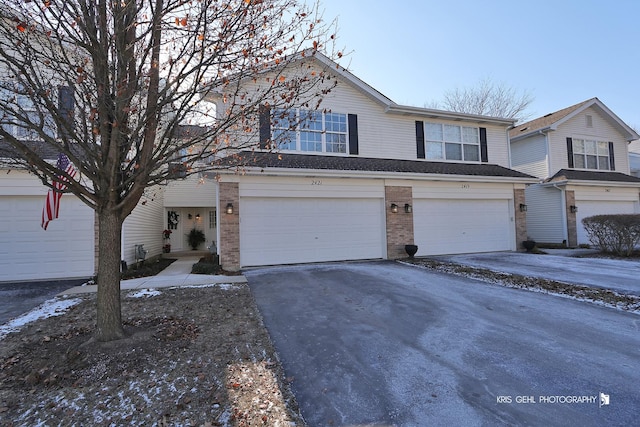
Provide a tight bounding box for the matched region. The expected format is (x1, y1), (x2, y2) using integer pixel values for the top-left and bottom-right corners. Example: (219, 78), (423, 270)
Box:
(386, 105), (516, 126)
(218, 166), (537, 183)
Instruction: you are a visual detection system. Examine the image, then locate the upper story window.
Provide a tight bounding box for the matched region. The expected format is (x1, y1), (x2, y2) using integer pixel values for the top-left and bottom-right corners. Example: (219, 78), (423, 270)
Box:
(572, 138), (610, 170)
(272, 108), (348, 154)
(425, 122), (480, 161)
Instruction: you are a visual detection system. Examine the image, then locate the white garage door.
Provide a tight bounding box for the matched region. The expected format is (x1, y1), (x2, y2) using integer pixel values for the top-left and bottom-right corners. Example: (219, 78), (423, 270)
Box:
(240, 197), (385, 266)
(576, 201), (636, 245)
(0, 196), (94, 282)
(414, 199), (513, 256)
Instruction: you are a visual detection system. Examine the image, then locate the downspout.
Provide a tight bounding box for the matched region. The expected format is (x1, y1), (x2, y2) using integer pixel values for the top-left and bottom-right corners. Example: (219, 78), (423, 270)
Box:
(551, 182), (569, 244)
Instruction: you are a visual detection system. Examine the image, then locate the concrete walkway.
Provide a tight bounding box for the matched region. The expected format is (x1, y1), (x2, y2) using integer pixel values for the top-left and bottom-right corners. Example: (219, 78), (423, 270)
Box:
(60, 257), (247, 296)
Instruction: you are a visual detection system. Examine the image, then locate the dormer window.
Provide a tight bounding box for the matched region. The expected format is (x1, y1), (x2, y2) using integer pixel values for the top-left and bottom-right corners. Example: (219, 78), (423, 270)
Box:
(572, 139), (610, 170)
(272, 108), (348, 154)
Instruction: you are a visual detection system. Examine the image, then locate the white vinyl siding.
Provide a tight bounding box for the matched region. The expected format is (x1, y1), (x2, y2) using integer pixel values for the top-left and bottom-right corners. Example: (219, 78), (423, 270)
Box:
(164, 176), (217, 207)
(524, 184), (566, 244)
(550, 107), (631, 175)
(510, 134), (549, 179)
(122, 185), (165, 264)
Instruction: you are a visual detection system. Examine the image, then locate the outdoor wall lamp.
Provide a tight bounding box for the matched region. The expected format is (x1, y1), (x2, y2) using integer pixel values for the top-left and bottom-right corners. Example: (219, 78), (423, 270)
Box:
(188, 213), (193, 219)
(226, 203), (234, 214)
(195, 213), (201, 220)
(519, 203), (528, 212)
(390, 203), (398, 213)
(404, 203), (412, 213)
(570, 205), (578, 213)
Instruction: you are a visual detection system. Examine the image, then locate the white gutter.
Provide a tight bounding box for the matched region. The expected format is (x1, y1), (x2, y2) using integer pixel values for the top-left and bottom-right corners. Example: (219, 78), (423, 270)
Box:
(385, 104), (515, 126)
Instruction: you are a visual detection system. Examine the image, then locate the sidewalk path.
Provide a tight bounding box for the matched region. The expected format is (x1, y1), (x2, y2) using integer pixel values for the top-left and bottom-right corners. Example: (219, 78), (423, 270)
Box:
(60, 257), (247, 296)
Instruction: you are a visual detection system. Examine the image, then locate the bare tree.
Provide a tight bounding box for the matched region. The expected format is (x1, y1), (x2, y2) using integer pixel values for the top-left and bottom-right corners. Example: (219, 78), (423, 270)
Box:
(432, 77), (534, 123)
(0, 0), (339, 341)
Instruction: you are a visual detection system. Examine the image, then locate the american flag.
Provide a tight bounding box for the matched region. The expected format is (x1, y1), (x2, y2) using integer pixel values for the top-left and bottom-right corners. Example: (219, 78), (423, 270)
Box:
(41, 153), (77, 230)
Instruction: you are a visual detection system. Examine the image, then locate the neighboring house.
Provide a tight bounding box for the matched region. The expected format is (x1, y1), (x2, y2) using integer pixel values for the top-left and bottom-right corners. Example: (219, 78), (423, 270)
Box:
(0, 86), (97, 282)
(510, 98), (640, 247)
(210, 53), (536, 271)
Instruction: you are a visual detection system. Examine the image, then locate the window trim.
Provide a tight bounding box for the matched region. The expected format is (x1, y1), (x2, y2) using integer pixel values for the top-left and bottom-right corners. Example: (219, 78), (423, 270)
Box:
(571, 138), (610, 171)
(424, 122), (482, 163)
(272, 108), (349, 154)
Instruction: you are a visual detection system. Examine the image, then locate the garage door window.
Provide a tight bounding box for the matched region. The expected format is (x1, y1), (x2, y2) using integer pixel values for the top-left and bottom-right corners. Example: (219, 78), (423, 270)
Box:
(273, 108), (347, 153)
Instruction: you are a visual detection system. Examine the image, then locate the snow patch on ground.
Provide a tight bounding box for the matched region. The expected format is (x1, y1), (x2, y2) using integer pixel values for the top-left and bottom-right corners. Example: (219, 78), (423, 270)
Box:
(178, 283), (241, 290)
(127, 289), (162, 298)
(0, 297), (83, 340)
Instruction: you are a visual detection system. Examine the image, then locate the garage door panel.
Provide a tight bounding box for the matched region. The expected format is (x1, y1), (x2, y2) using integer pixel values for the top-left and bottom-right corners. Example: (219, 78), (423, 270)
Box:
(576, 201), (636, 245)
(0, 196), (94, 281)
(414, 199), (512, 256)
(240, 198), (384, 266)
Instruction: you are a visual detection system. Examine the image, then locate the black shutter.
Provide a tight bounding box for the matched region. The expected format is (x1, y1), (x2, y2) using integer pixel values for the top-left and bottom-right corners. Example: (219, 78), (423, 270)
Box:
(479, 127), (488, 162)
(566, 137), (574, 168)
(258, 104), (271, 149)
(608, 141), (615, 171)
(57, 86), (74, 139)
(415, 121), (425, 159)
(348, 114), (359, 155)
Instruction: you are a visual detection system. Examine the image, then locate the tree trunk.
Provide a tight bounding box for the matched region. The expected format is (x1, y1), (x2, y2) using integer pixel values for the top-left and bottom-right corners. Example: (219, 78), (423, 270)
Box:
(95, 209), (126, 341)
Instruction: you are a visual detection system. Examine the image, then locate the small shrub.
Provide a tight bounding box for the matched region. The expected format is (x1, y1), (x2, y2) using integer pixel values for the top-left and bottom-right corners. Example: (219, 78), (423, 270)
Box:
(582, 214), (640, 257)
(191, 254), (221, 275)
(187, 228), (206, 250)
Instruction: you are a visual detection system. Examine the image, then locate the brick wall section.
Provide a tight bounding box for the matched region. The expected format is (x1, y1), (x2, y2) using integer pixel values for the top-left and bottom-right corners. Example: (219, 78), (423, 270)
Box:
(219, 182), (240, 271)
(565, 190), (577, 247)
(385, 186), (415, 259)
(513, 188), (528, 251)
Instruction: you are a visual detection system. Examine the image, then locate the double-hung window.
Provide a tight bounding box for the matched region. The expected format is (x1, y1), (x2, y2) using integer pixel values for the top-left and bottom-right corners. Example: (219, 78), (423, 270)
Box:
(572, 139), (610, 170)
(0, 83), (58, 140)
(272, 108), (348, 153)
(425, 123), (480, 161)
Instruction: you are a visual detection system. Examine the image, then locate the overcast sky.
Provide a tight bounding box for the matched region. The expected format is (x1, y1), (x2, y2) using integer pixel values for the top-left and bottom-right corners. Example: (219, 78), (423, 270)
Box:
(312, 0), (640, 128)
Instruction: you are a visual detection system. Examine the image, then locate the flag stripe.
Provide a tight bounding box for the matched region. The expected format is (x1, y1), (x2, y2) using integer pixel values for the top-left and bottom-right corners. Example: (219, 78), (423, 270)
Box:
(41, 153), (77, 230)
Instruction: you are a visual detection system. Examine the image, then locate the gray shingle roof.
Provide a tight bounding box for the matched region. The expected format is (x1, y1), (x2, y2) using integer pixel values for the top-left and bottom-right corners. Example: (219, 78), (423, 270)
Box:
(510, 98), (595, 139)
(548, 169), (640, 183)
(220, 152), (535, 179)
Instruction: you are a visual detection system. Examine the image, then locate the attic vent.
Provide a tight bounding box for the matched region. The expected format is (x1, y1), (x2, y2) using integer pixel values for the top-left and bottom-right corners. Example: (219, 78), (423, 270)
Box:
(586, 114), (593, 128)
(519, 127), (529, 132)
(543, 113), (553, 118)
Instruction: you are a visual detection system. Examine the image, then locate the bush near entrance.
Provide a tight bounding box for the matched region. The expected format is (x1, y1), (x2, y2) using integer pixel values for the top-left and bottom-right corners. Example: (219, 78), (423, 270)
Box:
(582, 214), (640, 257)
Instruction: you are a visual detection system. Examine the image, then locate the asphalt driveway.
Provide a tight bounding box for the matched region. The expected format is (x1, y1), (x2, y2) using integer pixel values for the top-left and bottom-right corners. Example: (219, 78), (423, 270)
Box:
(431, 251), (640, 295)
(0, 279), (85, 325)
(246, 261), (640, 426)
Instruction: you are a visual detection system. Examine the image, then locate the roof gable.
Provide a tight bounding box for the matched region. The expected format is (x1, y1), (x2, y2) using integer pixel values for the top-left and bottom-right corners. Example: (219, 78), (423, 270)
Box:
(510, 98), (639, 142)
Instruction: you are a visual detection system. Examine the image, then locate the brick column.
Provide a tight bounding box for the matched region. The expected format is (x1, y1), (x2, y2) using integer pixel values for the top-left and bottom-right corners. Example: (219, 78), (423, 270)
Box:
(565, 190), (577, 247)
(385, 186), (415, 259)
(219, 182), (240, 271)
(513, 188), (528, 251)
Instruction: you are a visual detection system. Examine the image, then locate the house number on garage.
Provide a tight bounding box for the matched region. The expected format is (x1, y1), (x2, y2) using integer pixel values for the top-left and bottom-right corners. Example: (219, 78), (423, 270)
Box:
(311, 180), (322, 185)
(461, 184), (470, 189)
